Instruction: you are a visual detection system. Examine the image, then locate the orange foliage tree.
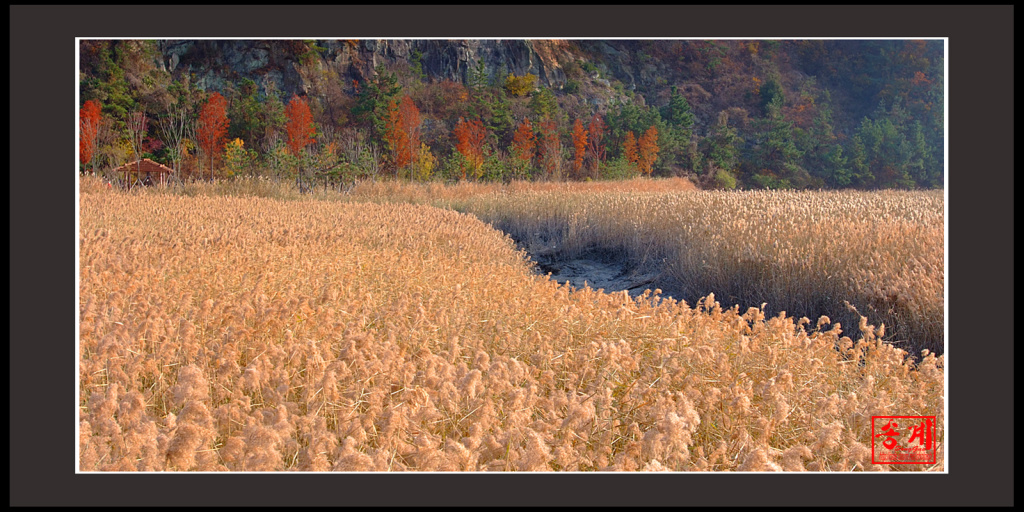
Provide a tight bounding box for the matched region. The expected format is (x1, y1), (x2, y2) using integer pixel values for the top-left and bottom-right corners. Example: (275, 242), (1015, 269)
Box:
(638, 126), (659, 176)
(285, 94), (316, 156)
(79, 100), (102, 174)
(384, 95), (420, 173)
(510, 119), (536, 166)
(571, 118), (588, 179)
(197, 92), (229, 181)
(285, 94), (316, 189)
(398, 96), (421, 168)
(453, 117), (487, 180)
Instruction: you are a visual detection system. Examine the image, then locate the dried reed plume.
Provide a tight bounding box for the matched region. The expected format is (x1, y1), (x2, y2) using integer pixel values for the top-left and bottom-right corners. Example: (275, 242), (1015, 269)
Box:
(79, 176), (944, 472)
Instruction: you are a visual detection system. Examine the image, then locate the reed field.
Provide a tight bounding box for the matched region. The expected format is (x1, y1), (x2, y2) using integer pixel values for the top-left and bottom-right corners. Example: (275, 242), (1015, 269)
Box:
(450, 187), (945, 358)
(78, 176), (945, 471)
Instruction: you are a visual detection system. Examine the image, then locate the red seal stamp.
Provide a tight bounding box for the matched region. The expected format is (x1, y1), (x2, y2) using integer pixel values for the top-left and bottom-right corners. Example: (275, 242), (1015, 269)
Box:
(871, 416), (938, 464)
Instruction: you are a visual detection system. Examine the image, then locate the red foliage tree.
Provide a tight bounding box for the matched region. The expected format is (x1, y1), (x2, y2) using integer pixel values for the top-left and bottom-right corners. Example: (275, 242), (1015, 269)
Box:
(384, 95), (420, 172)
(285, 94), (316, 190)
(510, 119), (536, 164)
(453, 117), (487, 179)
(638, 126), (659, 176)
(384, 98), (409, 169)
(79, 100), (102, 173)
(197, 92), (230, 180)
(571, 118), (588, 179)
(398, 95), (420, 168)
(285, 94), (316, 157)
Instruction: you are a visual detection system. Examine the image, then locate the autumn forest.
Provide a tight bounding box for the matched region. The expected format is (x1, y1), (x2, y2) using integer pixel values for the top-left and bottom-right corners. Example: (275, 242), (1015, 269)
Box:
(79, 39), (944, 191)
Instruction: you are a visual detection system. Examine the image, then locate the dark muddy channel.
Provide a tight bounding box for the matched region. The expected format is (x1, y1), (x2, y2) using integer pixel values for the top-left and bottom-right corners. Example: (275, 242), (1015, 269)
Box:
(511, 240), (681, 301)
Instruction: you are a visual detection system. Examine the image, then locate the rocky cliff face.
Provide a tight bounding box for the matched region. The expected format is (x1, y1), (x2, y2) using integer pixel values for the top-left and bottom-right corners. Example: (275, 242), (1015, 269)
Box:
(157, 39), (586, 99)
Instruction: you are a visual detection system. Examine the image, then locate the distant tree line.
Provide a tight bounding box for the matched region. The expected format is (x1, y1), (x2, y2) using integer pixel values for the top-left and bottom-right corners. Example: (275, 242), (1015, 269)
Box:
(79, 39), (943, 190)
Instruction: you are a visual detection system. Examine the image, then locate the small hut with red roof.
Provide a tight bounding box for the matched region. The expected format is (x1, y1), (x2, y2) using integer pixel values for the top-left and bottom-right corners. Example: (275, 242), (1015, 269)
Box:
(110, 158), (175, 188)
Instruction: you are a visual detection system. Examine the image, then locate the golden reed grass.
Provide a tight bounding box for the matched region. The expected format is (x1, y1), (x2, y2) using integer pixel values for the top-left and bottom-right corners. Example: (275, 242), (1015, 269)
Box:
(450, 187), (945, 357)
(79, 176), (943, 471)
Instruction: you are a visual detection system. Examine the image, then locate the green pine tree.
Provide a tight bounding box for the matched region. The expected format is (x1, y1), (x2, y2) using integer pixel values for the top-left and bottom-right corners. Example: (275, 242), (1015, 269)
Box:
(410, 47), (426, 81)
(759, 78), (785, 117)
(700, 111), (740, 189)
(802, 90), (849, 188)
(856, 112), (915, 189)
(751, 96), (809, 189)
(661, 86), (696, 134)
(469, 58), (489, 91)
(529, 87), (558, 122)
(487, 92), (515, 146)
(352, 65), (402, 141)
